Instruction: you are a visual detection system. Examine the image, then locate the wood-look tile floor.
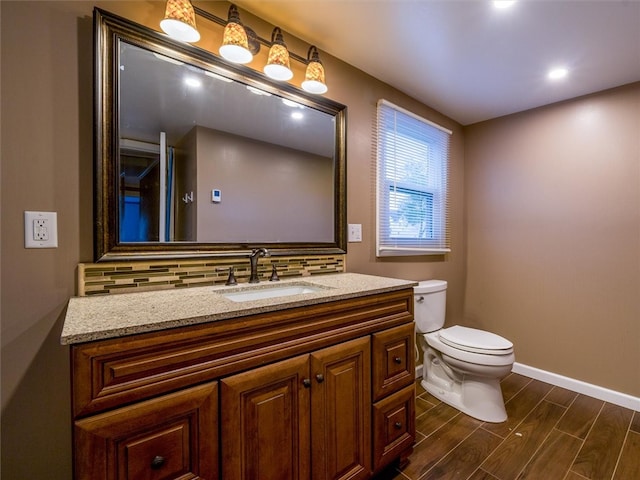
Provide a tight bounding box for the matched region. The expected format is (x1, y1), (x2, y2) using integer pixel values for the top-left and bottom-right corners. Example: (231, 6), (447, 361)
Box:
(377, 373), (640, 480)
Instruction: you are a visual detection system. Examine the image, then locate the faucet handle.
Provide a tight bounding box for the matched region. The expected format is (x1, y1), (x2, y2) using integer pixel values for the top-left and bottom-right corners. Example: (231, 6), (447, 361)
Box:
(269, 264), (280, 282)
(216, 266), (237, 286)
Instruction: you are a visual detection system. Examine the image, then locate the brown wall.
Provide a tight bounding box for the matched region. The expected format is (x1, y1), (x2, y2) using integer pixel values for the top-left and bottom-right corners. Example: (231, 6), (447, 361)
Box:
(0, 2), (465, 478)
(464, 82), (640, 397)
(194, 127), (334, 242)
(8, 1), (636, 479)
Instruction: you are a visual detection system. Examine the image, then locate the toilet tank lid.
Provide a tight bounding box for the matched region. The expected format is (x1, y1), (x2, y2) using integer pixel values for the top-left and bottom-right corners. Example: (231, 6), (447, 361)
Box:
(414, 280), (447, 294)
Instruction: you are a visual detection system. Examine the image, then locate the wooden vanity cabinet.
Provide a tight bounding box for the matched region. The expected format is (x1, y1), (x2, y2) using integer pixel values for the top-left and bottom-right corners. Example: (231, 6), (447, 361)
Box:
(70, 288), (415, 480)
(222, 337), (370, 480)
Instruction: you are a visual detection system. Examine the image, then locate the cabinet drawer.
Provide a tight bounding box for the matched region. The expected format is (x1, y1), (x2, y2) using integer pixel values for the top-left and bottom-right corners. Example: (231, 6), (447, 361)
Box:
(372, 384), (415, 472)
(372, 323), (415, 401)
(71, 289), (413, 417)
(74, 382), (218, 480)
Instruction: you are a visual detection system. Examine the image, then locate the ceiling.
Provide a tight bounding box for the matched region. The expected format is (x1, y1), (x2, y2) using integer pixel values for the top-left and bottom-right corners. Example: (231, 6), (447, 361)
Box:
(235, 0), (640, 125)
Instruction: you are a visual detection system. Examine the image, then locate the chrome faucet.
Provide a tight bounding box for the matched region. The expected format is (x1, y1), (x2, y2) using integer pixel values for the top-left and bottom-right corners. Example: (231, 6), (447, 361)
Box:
(248, 248), (270, 283)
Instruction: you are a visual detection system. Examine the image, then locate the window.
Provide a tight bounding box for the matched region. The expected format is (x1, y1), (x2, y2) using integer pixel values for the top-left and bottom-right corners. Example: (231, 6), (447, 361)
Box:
(376, 99), (452, 256)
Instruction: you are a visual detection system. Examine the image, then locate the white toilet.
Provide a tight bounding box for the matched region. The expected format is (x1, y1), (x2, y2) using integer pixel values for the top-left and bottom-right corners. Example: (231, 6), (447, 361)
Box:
(414, 280), (515, 423)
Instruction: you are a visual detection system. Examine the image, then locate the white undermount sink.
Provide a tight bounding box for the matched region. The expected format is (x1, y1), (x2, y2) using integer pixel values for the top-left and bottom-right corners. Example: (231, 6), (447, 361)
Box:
(221, 283), (327, 302)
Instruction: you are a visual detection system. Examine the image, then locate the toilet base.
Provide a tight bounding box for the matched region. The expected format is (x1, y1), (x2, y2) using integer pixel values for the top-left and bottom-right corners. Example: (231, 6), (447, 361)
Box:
(421, 374), (508, 423)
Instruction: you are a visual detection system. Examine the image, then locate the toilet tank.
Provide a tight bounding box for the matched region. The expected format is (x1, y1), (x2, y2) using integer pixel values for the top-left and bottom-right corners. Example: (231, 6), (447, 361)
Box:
(413, 280), (447, 333)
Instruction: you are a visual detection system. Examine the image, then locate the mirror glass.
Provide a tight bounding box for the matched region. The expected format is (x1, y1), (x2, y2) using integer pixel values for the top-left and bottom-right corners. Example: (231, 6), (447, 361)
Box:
(95, 9), (346, 261)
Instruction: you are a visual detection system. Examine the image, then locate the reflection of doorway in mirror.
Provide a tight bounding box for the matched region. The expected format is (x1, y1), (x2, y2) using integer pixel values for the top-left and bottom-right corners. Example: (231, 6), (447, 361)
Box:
(119, 140), (160, 242)
(119, 138), (175, 243)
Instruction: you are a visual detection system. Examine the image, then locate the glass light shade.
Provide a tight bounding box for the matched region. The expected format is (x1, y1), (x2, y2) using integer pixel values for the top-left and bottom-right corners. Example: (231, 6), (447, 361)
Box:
(220, 22), (253, 64)
(160, 0), (200, 43)
(302, 60), (328, 94)
(264, 44), (293, 81)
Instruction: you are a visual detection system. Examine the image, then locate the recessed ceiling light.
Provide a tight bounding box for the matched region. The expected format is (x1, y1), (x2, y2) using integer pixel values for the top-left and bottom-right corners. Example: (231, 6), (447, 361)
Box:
(493, 1), (516, 9)
(548, 67), (569, 80)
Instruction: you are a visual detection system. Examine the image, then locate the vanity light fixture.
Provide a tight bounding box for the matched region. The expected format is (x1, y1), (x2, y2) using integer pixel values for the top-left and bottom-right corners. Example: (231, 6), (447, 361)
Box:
(301, 46), (328, 94)
(160, 0), (200, 43)
(219, 4), (259, 64)
(264, 27), (294, 81)
(167, 3), (330, 94)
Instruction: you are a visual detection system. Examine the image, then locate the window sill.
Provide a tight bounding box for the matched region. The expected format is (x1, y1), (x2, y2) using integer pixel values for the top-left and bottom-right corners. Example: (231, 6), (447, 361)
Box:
(376, 247), (450, 257)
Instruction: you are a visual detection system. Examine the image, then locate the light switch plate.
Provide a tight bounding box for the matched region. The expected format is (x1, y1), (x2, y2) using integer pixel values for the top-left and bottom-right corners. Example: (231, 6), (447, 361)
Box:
(348, 224), (362, 242)
(24, 211), (58, 248)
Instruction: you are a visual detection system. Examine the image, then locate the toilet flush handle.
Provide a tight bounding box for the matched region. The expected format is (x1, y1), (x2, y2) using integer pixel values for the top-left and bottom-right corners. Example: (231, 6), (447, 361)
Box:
(416, 296), (424, 303)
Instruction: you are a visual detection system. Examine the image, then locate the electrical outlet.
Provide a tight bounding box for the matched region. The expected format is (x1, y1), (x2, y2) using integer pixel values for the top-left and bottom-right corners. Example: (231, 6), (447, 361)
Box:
(24, 211), (58, 248)
(34, 219), (49, 241)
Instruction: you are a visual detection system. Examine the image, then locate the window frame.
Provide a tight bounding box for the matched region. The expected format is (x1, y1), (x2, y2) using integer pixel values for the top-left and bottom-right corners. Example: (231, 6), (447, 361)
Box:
(375, 99), (452, 257)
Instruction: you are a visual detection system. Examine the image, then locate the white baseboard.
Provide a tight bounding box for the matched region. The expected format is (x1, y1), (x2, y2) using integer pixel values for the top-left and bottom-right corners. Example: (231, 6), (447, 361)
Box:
(512, 362), (640, 411)
(415, 362), (639, 411)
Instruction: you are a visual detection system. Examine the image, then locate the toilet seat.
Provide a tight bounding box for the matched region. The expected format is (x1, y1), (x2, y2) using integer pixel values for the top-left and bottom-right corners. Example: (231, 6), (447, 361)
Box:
(439, 326), (513, 355)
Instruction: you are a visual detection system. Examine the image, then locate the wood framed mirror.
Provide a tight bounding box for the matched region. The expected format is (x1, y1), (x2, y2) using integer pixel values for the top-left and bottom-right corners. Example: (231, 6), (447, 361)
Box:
(94, 8), (347, 261)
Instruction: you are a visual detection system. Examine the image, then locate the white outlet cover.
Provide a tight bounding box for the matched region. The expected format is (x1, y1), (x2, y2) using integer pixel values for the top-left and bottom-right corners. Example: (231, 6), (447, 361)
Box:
(24, 211), (58, 248)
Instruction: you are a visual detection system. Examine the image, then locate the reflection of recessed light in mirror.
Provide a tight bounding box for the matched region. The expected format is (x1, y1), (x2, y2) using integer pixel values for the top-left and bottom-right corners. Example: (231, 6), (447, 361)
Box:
(246, 85), (272, 96)
(152, 53), (184, 66)
(204, 71), (233, 83)
(282, 98), (305, 109)
(291, 111), (304, 120)
(548, 67), (569, 80)
(184, 77), (202, 88)
(493, 0), (516, 8)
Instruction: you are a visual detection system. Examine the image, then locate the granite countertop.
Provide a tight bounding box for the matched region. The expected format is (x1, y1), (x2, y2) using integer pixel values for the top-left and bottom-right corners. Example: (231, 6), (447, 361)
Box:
(60, 273), (417, 345)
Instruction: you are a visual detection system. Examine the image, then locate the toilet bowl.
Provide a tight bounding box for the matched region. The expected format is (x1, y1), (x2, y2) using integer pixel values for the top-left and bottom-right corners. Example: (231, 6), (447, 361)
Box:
(414, 280), (514, 423)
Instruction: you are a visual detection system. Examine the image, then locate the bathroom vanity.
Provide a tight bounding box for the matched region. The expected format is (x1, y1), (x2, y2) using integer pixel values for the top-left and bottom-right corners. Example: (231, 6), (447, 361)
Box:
(62, 273), (417, 479)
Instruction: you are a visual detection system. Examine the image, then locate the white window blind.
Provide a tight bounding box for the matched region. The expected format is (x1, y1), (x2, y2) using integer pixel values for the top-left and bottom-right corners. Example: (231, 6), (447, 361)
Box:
(375, 99), (452, 256)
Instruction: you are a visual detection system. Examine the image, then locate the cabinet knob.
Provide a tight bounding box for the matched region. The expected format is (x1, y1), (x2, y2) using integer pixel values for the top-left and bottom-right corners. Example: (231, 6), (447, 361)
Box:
(315, 374), (325, 383)
(393, 356), (402, 364)
(151, 456), (165, 469)
(303, 378), (311, 388)
(394, 422), (403, 429)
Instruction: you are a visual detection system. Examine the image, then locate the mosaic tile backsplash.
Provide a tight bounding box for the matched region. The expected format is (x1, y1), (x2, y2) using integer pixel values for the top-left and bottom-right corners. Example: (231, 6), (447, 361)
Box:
(77, 255), (345, 296)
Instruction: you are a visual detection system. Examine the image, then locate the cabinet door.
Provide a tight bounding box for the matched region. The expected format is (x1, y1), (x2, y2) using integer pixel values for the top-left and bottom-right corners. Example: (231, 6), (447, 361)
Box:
(221, 354), (311, 480)
(74, 381), (218, 480)
(310, 337), (371, 480)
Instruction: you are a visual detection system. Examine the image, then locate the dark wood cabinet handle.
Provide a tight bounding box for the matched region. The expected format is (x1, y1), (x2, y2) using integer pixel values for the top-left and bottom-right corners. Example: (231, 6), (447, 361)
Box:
(151, 456), (165, 469)
(394, 422), (403, 429)
(316, 374), (325, 383)
(393, 356), (402, 364)
(303, 378), (311, 388)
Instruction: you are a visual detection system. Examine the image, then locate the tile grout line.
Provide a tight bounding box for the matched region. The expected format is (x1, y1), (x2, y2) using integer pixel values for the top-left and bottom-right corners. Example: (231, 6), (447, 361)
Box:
(417, 420), (486, 480)
(511, 401), (571, 480)
(476, 381), (557, 480)
(566, 399), (607, 479)
(558, 392), (597, 480)
(608, 407), (634, 480)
